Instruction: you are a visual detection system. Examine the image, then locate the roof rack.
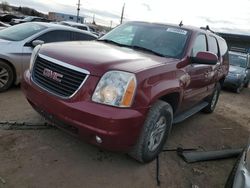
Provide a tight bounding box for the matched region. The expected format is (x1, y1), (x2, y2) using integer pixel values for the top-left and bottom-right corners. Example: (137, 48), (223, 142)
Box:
(230, 46), (248, 53)
(200, 25), (216, 34)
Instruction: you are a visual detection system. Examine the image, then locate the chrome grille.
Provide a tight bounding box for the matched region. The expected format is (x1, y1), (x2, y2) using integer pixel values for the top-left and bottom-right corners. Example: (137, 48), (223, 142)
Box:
(32, 54), (89, 98)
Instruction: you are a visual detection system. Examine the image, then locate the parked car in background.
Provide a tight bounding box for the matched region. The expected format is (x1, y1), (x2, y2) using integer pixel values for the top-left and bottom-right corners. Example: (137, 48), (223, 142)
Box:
(59, 21), (90, 31)
(226, 141), (250, 188)
(0, 21), (10, 30)
(10, 16), (50, 25)
(22, 21), (229, 163)
(0, 22), (97, 92)
(224, 51), (250, 93)
(0, 14), (22, 23)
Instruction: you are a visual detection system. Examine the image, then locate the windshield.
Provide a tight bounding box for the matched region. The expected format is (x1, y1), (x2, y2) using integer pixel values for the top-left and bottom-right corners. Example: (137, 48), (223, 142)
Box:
(229, 53), (247, 68)
(0, 22), (46, 41)
(99, 22), (189, 58)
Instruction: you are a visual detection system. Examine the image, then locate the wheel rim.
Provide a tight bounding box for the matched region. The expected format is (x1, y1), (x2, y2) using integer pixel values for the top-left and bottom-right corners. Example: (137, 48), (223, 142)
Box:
(0, 67), (9, 88)
(211, 89), (218, 109)
(148, 116), (167, 152)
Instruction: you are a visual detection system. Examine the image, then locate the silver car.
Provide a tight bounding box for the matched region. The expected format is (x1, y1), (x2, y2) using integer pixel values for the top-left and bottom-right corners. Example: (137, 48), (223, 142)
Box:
(0, 22), (97, 91)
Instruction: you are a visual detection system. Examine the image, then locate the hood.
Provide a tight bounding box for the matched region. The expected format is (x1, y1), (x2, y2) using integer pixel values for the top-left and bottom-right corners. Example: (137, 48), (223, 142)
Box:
(39, 41), (177, 76)
(229, 65), (245, 74)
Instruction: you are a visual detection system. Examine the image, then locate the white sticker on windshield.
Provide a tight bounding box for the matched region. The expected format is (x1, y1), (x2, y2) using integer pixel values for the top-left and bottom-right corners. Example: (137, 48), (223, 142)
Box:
(166, 28), (187, 35)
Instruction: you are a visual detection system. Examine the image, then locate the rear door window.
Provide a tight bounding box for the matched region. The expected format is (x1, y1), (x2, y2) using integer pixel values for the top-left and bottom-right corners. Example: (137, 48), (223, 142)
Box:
(192, 34), (207, 56)
(35, 30), (71, 43)
(71, 32), (96, 41)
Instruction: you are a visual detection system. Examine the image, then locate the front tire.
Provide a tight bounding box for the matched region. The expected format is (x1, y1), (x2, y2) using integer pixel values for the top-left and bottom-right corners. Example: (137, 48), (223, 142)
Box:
(244, 80), (249, 88)
(235, 82), (244, 94)
(202, 83), (221, 113)
(0, 61), (14, 92)
(129, 100), (173, 163)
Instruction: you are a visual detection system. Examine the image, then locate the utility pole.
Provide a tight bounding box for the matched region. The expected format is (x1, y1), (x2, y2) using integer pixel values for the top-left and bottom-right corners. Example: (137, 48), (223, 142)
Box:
(76, 0), (81, 23)
(110, 20), (113, 29)
(120, 3), (125, 24)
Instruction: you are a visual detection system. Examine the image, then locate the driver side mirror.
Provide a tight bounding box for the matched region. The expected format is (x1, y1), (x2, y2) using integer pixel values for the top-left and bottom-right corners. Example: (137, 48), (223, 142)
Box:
(32, 40), (44, 47)
(191, 51), (218, 65)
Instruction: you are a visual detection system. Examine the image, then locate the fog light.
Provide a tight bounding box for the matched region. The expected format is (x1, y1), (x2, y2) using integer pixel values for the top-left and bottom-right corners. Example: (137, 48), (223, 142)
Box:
(95, 136), (102, 144)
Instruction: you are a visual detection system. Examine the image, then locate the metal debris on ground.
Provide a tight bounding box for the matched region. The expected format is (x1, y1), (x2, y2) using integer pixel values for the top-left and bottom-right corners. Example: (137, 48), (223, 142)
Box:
(155, 147), (198, 186)
(0, 121), (55, 130)
(0, 176), (6, 184)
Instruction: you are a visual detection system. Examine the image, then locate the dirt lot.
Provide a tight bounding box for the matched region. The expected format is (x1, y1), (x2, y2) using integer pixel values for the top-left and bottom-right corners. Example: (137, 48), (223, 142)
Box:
(0, 86), (250, 188)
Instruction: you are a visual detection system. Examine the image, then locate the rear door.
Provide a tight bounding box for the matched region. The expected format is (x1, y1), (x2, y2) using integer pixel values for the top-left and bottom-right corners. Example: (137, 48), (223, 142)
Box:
(206, 35), (220, 93)
(180, 33), (214, 111)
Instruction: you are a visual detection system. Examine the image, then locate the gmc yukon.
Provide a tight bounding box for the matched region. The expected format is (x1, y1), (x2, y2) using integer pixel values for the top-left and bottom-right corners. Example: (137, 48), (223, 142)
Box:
(22, 21), (229, 163)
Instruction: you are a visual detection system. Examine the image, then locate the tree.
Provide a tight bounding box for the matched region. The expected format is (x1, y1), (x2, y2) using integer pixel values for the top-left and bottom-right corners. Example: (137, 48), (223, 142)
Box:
(18, 6), (22, 12)
(1, 1), (9, 11)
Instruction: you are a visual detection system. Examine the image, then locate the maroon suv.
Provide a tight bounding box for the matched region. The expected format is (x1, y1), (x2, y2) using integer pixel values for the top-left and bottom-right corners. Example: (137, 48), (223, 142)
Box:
(22, 21), (229, 163)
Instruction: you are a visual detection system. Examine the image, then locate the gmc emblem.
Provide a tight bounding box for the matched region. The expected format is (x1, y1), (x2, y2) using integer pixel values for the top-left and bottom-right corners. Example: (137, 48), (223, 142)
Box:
(43, 68), (63, 82)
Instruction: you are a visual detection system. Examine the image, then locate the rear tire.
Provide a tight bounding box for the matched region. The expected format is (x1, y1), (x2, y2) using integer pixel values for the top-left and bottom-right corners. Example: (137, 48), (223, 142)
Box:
(244, 80), (249, 88)
(202, 83), (221, 113)
(129, 100), (173, 163)
(0, 61), (14, 92)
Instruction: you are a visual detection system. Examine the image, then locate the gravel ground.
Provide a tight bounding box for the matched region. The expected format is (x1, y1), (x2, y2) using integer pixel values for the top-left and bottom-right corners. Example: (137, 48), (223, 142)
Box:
(0, 86), (249, 188)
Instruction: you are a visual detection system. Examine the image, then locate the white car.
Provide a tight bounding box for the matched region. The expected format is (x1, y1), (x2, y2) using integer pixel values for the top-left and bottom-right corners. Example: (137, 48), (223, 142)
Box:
(60, 21), (90, 32)
(0, 22), (97, 91)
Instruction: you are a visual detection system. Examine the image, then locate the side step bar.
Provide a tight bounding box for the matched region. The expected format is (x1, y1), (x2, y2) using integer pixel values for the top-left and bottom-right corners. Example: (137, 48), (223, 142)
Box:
(173, 102), (208, 124)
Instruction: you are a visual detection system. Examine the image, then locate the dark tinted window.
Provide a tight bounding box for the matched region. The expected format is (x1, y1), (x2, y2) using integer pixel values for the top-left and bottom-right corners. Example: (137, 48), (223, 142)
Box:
(36, 30), (71, 43)
(71, 32), (96, 41)
(192, 34), (207, 56)
(218, 38), (228, 56)
(208, 35), (218, 55)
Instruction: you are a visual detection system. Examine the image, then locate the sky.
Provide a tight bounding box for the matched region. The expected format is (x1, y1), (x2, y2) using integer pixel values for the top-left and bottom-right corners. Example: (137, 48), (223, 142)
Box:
(5, 0), (250, 34)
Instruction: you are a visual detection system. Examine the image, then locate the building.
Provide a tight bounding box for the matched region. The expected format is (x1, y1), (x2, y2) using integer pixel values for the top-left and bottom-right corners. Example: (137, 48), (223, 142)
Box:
(48, 12), (85, 23)
(219, 33), (250, 52)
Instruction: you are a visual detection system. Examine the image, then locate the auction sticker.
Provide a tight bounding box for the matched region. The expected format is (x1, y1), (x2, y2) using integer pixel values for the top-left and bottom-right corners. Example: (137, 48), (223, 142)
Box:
(166, 28), (187, 35)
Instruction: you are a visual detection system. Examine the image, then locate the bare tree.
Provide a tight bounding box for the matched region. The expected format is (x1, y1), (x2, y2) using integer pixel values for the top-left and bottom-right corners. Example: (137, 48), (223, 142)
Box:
(1, 1), (9, 11)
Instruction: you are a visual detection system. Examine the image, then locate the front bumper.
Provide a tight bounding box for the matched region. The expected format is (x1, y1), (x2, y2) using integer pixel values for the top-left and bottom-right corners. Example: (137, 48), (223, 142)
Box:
(224, 76), (242, 89)
(22, 70), (148, 152)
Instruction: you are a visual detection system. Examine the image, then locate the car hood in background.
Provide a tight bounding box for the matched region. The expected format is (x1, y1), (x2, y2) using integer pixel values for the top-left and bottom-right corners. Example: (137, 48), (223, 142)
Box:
(229, 65), (245, 74)
(39, 41), (177, 76)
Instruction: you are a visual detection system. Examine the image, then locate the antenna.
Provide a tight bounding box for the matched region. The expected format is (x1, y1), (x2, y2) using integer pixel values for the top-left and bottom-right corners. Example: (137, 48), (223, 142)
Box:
(200, 25), (216, 34)
(179, 21), (183, 27)
(76, 0), (81, 23)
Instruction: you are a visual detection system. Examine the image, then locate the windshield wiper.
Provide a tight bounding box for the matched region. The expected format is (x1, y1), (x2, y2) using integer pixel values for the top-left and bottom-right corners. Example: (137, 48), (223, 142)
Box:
(129, 45), (167, 57)
(98, 40), (167, 58)
(97, 39), (126, 47)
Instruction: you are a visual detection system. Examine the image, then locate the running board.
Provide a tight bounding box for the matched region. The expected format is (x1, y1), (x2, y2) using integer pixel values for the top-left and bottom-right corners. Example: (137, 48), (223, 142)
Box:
(173, 102), (209, 124)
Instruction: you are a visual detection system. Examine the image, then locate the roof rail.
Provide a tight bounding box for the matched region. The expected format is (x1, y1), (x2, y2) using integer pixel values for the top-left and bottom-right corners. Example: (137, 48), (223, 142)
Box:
(230, 46), (248, 53)
(200, 25), (216, 34)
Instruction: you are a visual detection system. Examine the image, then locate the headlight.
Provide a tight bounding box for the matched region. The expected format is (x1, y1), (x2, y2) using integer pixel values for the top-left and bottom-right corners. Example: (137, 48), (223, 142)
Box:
(92, 71), (137, 107)
(29, 45), (41, 72)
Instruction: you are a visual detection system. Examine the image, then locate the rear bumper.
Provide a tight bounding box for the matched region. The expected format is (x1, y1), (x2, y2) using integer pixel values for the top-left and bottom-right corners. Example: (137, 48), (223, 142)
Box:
(22, 70), (148, 152)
